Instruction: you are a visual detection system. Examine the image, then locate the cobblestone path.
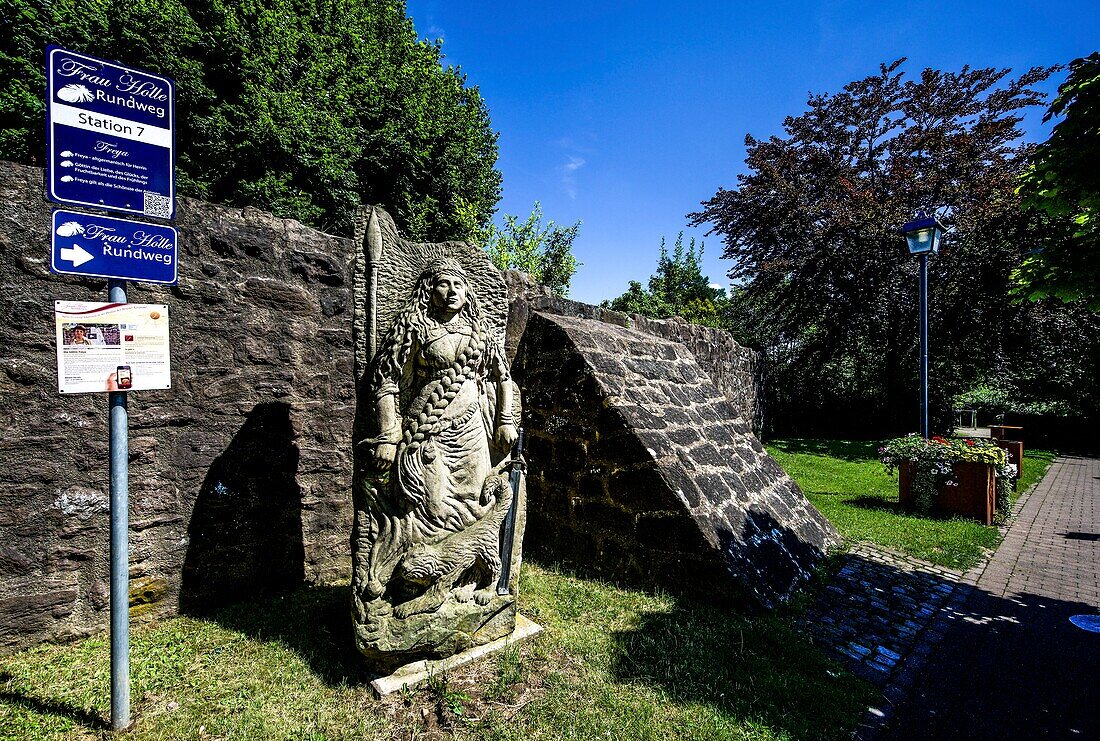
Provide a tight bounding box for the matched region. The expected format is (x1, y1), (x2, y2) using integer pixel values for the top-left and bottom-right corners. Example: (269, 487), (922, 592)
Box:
(801, 455), (1100, 739)
(796, 544), (979, 691)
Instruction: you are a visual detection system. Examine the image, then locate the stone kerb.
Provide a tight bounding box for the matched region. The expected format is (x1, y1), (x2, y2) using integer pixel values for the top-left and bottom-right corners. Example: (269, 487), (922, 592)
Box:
(514, 311), (838, 607)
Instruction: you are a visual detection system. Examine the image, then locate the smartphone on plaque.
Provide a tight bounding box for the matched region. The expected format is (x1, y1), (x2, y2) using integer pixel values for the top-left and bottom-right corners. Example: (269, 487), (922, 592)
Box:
(116, 366), (132, 390)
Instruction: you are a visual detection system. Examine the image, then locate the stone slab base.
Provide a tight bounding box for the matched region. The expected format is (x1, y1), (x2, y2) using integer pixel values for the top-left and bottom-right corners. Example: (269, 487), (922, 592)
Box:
(370, 614), (543, 698)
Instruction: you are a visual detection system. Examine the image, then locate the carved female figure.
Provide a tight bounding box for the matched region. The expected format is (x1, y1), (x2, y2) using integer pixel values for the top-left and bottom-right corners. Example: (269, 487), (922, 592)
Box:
(361, 258), (517, 615)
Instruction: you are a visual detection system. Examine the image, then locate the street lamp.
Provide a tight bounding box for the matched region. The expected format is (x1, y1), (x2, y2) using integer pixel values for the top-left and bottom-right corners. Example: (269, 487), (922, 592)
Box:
(900, 211), (946, 439)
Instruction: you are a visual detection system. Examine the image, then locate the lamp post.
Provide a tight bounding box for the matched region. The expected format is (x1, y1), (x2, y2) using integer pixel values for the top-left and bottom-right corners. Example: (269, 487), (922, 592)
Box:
(900, 211), (946, 439)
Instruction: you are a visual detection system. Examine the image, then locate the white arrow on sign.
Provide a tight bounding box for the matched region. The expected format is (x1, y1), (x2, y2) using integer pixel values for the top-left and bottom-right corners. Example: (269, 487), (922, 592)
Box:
(60, 243), (94, 267)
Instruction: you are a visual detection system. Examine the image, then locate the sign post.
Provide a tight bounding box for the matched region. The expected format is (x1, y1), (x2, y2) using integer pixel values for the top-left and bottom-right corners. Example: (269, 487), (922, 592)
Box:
(107, 280), (130, 731)
(46, 46), (175, 219)
(51, 209), (177, 285)
(45, 45), (176, 732)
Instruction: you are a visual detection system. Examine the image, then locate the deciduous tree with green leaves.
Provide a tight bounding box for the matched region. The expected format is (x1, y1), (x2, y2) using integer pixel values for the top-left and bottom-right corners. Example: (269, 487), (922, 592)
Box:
(0, 0), (501, 240)
(480, 202), (581, 296)
(1014, 52), (1100, 310)
(604, 233), (731, 329)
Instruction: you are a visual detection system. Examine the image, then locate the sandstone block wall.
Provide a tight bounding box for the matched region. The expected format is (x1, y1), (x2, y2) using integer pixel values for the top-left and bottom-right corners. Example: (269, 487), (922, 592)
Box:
(514, 312), (838, 607)
(0, 162), (355, 652)
(504, 271), (761, 432)
(0, 160), (776, 653)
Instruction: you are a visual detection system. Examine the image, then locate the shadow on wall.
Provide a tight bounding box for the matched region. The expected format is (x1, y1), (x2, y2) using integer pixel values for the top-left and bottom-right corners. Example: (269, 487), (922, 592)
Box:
(180, 402), (305, 614)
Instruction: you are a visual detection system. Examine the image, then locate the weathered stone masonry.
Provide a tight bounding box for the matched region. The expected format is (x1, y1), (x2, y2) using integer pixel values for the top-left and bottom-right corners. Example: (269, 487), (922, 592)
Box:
(504, 271), (761, 432)
(514, 313), (838, 607)
(1, 161), (355, 651)
(1, 158), (819, 652)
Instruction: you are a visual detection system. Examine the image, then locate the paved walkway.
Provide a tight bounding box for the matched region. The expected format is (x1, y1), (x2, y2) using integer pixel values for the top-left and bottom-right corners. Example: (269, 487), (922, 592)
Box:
(796, 544), (977, 690)
(880, 455), (1100, 739)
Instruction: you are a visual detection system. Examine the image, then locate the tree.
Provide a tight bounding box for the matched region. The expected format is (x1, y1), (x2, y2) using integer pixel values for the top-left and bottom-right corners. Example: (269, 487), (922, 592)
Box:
(688, 59), (1100, 436)
(480, 202), (581, 296)
(605, 233), (731, 329)
(0, 0), (501, 240)
(1014, 52), (1100, 310)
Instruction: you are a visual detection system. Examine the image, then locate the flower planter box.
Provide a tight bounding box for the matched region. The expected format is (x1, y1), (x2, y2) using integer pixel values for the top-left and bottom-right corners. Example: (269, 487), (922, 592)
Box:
(898, 461), (996, 525)
(995, 439), (1023, 488)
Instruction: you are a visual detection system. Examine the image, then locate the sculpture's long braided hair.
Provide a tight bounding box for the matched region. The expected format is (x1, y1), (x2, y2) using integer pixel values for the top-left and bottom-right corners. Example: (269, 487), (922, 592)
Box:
(371, 258), (492, 510)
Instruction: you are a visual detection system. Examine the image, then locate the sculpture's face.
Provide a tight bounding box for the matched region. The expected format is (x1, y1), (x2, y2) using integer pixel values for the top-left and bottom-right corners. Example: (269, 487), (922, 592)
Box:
(431, 273), (468, 313)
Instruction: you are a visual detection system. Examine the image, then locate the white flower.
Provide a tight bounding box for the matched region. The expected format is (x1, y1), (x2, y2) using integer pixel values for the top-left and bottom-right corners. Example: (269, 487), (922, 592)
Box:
(57, 84), (94, 103)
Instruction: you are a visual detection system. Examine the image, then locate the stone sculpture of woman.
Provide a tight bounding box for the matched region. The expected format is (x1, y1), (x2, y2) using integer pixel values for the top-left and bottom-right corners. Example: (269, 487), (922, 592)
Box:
(353, 256), (523, 665)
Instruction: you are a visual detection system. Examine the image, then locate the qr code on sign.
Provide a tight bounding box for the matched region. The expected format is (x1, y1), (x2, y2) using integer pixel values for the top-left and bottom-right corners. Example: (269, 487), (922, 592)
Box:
(143, 192), (172, 218)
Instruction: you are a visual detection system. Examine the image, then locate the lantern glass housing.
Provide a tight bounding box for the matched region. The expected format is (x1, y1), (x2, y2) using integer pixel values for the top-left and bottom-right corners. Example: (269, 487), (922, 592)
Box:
(901, 212), (945, 256)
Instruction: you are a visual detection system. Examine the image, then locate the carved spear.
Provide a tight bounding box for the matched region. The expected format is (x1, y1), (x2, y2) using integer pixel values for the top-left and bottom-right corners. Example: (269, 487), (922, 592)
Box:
(496, 428), (526, 596)
(366, 207), (383, 359)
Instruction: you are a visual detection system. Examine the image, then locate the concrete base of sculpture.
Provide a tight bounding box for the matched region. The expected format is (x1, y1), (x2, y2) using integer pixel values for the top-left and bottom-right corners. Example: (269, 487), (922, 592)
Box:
(369, 613), (543, 697)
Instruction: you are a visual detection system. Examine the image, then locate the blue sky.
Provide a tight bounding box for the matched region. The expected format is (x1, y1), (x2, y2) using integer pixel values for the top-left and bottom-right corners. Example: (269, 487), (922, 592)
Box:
(406, 1), (1099, 304)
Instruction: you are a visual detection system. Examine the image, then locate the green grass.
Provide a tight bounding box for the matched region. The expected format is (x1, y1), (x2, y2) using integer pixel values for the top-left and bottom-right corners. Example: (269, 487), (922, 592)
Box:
(766, 438), (1057, 570)
(1015, 448), (1057, 499)
(1, 564), (876, 741)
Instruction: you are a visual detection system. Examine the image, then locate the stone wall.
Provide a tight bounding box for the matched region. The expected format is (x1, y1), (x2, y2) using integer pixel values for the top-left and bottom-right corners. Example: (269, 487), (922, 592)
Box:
(514, 312), (838, 608)
(504, 271), (761, 432)
(0, 160), (775, 652)
(0, 161), (355, 652)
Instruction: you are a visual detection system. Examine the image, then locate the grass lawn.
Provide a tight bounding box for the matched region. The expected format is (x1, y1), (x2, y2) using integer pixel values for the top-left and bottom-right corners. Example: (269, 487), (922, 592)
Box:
(766, 438), (1057, 571)
(0, 563), (876, 740)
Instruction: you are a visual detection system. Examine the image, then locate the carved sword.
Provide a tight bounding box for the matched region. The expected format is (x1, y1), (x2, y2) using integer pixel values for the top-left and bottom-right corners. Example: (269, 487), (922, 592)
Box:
(496, 428), (526, 595)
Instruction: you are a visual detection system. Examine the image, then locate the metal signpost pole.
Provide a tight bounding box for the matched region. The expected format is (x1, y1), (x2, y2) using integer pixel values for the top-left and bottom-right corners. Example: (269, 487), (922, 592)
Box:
(919, 254), (930, 439)
(107, 278), (130, 731)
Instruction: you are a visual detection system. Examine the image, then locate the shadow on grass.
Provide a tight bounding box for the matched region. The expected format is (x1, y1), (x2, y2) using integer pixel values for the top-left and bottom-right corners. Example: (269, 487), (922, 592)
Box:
(841, 495), (902, 514)
(0, 671), (108, 730)
(203, 583), (374, 687)
(767, 438), (881, 462)
(608, 599), (873, 739)
(804, 488), (903, 515)
(599, 508), (877, 738)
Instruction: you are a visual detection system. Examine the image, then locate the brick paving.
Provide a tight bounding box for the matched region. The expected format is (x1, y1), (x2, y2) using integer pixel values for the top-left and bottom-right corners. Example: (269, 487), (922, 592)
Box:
(799, 455), (1100, 739)
(880, 455), (1100, 739)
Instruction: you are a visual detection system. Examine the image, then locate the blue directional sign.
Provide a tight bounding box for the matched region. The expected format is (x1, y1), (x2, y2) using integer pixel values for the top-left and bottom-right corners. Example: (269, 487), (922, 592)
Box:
(52, 210), (178, 285)
(46, 46), (175, 220)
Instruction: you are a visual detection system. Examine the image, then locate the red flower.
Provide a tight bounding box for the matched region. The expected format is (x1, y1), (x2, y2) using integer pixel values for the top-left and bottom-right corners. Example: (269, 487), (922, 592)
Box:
(932, 435), (947, 444)
(966, 439), (976, 447)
